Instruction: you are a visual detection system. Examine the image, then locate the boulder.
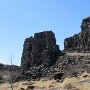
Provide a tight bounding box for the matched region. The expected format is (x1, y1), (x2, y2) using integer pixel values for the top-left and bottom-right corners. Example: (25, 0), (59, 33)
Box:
(54, 72), (64, 80)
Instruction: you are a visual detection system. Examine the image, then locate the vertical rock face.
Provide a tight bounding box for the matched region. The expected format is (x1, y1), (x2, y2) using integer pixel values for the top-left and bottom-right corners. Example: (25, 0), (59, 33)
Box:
(64, 17), (90, 52)
(21, 31), (61, 70)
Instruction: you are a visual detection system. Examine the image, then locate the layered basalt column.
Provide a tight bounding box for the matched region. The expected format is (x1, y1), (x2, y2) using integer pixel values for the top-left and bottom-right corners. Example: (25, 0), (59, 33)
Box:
(64, 17), (90, 52)
(21, 31), (61, 70)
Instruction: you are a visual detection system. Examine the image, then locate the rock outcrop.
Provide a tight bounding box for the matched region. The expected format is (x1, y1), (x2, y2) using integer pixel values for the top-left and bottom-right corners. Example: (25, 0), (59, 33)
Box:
(20, 18), (90, 81)
(21, 31), (62, 70)
(0, 63), (21, 83)
(15, 17), (90, 82)
(64, 17), (90, 52)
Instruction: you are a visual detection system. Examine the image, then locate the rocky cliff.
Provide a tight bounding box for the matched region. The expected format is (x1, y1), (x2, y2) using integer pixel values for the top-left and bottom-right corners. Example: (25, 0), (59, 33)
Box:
(64, 17), (90, 52)
(20, 17), (90, 81)
(21, 31), (62, 70)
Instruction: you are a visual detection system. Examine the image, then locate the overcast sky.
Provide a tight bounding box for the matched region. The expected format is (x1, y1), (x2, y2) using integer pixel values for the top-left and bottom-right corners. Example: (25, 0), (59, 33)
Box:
(0, 0), (90, 65)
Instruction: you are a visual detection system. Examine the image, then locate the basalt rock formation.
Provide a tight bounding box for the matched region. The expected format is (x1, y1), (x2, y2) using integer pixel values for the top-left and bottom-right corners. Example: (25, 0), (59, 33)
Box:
(20, 17), (90, 81)
(21, 31), (62, 70)
(64, 17), (90, 52)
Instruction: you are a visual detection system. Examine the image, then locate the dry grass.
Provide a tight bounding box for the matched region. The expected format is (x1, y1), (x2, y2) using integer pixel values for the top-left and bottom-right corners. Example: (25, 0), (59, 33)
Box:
(0, 72), (90, 90)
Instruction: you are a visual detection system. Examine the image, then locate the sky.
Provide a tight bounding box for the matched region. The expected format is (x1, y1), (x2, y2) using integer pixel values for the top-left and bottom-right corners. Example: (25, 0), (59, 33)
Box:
(0, 0), (90, 66)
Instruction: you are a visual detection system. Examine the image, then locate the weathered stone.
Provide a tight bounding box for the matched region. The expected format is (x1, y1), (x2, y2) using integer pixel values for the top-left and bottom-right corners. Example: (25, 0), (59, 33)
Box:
(21, 31), (61, 70)
(0, 64), (21, 83)
(54, 72), (64, 80)
(64, 16), (90, 52)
